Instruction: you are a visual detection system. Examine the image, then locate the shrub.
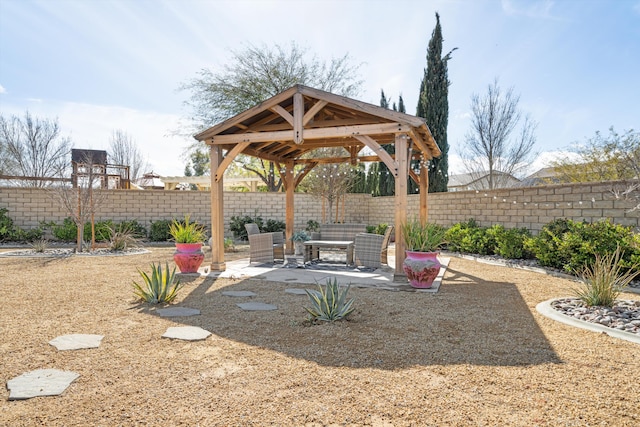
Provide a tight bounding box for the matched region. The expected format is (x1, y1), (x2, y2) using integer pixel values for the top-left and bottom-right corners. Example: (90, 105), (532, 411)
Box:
(223, 237), (236, 252)
(84, 220), (114, 242)
(487, 225), (532, 259)
(262, 219), (285, 233)
(51, 217), (78, 242)
(367, 223), (389, 235)
(445, 219), (494, 255)
(169, 215), (206, 243)
(230, 215), (263, 240)
(304, 278), (355, 322)
(573, 247), (640, 307)
(117, 220), (147, 239)
(0, 208), (43, 242)
(132, 262), (182, 304)
(108, 224), (140, 252)
(149, 220), (172, 241)
(305, 220), (319, 232)
(524, 218), (571, 269)
(30, 238), (49, 253)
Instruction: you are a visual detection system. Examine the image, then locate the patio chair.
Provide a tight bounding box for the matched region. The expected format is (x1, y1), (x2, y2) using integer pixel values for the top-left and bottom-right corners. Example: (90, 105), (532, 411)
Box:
(354, 225), (394, 269)
(244, 223), (285, 264)
(380, 225), (394, 265)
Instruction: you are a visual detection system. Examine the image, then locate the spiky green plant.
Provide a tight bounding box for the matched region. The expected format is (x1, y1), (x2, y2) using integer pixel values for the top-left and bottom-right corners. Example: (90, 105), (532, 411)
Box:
(573, 247), (640, 307)
(132, 262), (182, 304)
(401, 218), (446, 252)
(108, 224), (139, 252)
(30, 238), (49, 253)
(304, 278), (355, 322)
(169, 214), (206, 243)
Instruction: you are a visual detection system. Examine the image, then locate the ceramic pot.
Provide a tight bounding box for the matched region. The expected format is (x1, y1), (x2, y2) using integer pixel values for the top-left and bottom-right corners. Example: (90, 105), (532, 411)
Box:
(402, 251), (441, 288)
(174, 242), (204, 273)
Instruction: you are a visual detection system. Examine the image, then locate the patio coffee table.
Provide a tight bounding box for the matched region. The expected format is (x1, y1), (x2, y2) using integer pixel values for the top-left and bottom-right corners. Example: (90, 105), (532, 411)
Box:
(304, 240), (354, 265)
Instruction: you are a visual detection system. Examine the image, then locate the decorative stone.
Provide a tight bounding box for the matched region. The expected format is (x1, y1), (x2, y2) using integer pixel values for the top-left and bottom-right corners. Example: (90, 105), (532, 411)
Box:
(285, 288), (310, 295)
(49, 334), (104, 351)
(156, 307), (201, 317)
(7, 369), (80, 400)
(162, 326), (211, 341)
(222, 291), (257, 297)
(237, 302), (278, 311)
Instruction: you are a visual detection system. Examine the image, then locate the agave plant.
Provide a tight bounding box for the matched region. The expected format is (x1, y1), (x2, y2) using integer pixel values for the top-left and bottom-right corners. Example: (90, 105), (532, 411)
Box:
(132, 262), (182, 304)
(304, 277), (355, 322)
(573, 246), (640, 307)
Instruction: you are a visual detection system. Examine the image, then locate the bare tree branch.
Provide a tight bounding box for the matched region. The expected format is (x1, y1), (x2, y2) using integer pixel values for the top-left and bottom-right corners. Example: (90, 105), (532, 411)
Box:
(107, 129), (149, 182)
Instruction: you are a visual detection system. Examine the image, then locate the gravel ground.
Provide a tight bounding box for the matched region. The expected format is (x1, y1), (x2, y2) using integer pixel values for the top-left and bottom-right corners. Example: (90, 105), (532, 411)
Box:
(1, 246), (639, 426)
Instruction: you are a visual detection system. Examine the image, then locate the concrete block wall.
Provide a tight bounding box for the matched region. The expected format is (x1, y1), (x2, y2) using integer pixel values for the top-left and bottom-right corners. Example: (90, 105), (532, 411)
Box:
(1, 179), (637, 238)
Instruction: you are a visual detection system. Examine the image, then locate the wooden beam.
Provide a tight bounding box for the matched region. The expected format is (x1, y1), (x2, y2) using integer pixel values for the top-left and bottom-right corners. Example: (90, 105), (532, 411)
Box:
(302, 100), (328, 125)
(409, 169), (420, 186)
(269, 105), (294, 127)
(285, 160), (295, 254)
(353, 135), (398, 177)
(394, 134), (408, 281)
(208, 123), (411, 144)
(293, 92), (304, 144)
(294, 162), (316, 187)
(408, 129), (433, 160)
(420, 159), (429, 224)
(215, 142), (250, 182)
(209, 144), (226, 271)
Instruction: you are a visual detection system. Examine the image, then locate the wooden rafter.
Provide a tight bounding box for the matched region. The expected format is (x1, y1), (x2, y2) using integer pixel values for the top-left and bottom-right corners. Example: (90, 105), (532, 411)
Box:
(353, 135), (398, 177)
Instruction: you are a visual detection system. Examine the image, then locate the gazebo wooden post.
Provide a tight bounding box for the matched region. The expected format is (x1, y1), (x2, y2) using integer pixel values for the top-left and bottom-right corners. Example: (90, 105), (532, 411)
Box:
(394, 133), (409, 281)
(419, 159), (429, 225)
(209, 144), (226, 271)
(284, 160), (295, 255)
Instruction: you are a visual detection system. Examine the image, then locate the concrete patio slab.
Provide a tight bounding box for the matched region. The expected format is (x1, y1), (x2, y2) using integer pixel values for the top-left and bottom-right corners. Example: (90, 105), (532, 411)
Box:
(48, 334), (104, 351)
(7, 369), (80, 400)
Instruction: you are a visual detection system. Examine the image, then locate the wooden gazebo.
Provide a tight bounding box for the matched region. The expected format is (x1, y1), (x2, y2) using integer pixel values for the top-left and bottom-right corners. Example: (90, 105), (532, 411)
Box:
(195, 85), (441, 277)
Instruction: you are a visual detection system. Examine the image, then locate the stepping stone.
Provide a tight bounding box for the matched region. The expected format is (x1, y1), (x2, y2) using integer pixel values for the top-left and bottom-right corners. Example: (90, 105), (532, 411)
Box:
(156, 307), (200, 317)
(237, 302), (278, 311)
(222, 291), (257, 297)
(7, 369), (80, 400)
(162, 326), (211, 341)
(285, 288), (311, 295)
(49, 334), (104, 351)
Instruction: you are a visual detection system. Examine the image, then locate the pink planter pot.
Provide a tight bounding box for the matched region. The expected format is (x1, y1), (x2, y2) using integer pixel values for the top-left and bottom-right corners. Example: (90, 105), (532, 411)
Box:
(402, 251), (441, 288)
(173, 243), (204, 273)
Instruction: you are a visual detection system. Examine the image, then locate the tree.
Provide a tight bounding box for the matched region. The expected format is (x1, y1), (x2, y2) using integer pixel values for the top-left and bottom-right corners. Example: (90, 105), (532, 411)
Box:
(416, 12), (457, 193)
(107, 130), (148, 182)
(551, 128), (639, 183)
(179, 42), (363, 190)
(460, 79), (537, 189)
(551, 128), (640, 211)
(0, 111), (71, 186)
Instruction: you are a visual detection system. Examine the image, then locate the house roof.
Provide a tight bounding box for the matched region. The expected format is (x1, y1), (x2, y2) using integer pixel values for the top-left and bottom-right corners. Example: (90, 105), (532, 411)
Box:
(194, 84), (441, 166)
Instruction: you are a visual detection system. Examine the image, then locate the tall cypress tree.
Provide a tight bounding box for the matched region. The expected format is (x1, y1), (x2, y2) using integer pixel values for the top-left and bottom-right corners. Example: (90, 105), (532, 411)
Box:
(417, 12), (456, 192)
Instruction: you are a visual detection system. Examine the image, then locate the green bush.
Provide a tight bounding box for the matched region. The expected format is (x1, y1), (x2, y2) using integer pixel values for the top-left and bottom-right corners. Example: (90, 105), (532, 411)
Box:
(117, 220), (147, 239)
(149, 220), (172, 241)
(0, 208), (43, 242)
(262, 219), (285, 233)
(366, 223), (389, 235)
(525, 218), (640, 275)
(51, 218), (78, 242)
(444, 219), (494, 255)
(229, 215), (265, 240)
(84, 220), (114, 242)
(486, 225), (532, 259)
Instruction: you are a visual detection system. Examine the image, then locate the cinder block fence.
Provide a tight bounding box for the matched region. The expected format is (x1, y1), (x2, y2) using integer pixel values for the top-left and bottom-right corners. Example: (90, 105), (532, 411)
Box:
(1, 180), (638, 237)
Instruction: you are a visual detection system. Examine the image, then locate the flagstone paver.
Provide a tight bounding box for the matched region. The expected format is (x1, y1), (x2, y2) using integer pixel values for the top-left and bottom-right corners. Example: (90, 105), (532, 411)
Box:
(162, 326), (211, 341)
(222, 290), (257, 297)
(237, 302), (278, 311)
(7, 369), (80, 400)
(48, 334), (104, 351)
(156, 307), (201, 317)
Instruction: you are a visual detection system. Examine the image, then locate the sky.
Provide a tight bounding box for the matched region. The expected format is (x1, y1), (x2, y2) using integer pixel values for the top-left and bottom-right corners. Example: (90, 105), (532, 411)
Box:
(1, 0), (639, 178)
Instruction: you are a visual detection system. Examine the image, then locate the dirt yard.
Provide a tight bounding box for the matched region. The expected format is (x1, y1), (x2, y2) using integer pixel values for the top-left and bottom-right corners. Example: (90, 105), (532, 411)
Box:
(1, 246), (639, 426)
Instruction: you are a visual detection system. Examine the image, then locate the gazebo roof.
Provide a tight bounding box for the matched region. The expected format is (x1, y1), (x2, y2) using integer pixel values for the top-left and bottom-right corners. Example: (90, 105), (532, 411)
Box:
(194, 84), (441, 166)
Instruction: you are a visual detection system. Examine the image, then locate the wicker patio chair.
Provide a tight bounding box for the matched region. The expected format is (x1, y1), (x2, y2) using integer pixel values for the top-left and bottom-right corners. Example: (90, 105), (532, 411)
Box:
(354, 233), (385, 269)
(245, 223), (285, 263)
(380, 225), (394, 265)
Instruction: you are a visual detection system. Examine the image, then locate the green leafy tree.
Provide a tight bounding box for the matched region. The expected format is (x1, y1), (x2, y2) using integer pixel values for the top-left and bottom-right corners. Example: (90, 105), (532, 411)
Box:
(179, 42), (363, 191)
(416, 12), (456, 193)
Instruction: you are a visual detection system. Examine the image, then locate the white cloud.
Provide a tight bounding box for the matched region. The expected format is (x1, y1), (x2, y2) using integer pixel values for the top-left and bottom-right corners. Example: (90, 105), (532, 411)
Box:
(501, 0), (558, 19)
(0, 84), (6, 94)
